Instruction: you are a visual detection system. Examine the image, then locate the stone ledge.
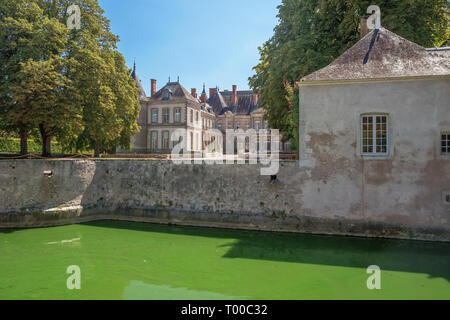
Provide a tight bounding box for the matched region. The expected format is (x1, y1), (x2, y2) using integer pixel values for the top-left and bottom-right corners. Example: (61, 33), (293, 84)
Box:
(0, 206), (449, 243)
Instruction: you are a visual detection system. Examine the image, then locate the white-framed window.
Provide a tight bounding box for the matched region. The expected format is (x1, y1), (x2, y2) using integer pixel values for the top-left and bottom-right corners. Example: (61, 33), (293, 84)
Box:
(196, 133), (200, 150)
(152, 109), (159, 124)
(151, 131), (158, 150)
(442, 132), (450, 155)
(217, 123), (222, 131)
(162, 108), (170, 124)
(255, 121), (260, 131)
(162, 131), (170, 149)
(174, 108), (181, 123)
(361, 114), (389, 156)
(190, 110), (193, 123)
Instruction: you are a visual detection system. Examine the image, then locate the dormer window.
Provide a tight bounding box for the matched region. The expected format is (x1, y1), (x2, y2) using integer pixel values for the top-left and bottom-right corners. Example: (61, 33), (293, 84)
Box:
(162, 89), (172, 100)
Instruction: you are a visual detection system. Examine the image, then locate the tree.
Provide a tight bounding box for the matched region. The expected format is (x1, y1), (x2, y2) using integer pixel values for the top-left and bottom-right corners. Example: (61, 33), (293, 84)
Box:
(10, 57), (81, 156)
(39, 0), (140, 157)
(1, 0), (140, 156)
(0, 0), (64, 154)
(68, 40), (139, 157)
(249, 0), (450, 147)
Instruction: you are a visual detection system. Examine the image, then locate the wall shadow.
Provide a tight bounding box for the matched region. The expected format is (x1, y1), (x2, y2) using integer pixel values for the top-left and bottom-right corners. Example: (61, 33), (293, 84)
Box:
(82, 220), (450, 282)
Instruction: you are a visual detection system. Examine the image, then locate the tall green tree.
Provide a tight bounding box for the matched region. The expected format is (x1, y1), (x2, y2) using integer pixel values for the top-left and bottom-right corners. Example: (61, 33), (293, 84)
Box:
(39, 0), (140, 157)
(0, 0), (69, 154)
(1, 0), (140, 156)
(249, 0), (450, 151)
(10, 57), (81, 156)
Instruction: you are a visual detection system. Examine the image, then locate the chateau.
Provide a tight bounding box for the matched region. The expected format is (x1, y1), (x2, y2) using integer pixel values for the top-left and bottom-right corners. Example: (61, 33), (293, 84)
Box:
(129, 64), (292, 154)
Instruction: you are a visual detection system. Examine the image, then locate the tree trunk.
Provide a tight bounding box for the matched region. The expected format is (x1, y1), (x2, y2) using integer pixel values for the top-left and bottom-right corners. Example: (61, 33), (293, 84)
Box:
(19, 126), (28, 155)
(39, 124), (52, 157)
(94, 142), (100, 158)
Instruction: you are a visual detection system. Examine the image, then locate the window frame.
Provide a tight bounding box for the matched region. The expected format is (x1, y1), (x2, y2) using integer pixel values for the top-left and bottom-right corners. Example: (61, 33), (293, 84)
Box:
(360, 114), (390, 157)
(442, 132), (450, 155)
(174, 108), (181, 123)
(255, 121), (260, 132)
(150, 131), (158, 150)
(162, 131), (170, 149)
(151, 109), (159, 124)
(162, 108), (170, 124)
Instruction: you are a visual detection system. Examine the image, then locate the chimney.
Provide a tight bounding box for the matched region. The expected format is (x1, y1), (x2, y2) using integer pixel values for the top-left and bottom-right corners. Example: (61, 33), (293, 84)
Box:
(209, 88), (217, 98)
(151, 79), (157, 97)
(253, 92), (259, 105)
(232, 85), (237, 106)
(191, 88), (197, 99)
(360, 16), (370, 38)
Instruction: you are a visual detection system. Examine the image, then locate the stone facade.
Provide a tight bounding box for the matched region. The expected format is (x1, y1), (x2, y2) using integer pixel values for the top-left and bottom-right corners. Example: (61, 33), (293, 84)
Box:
(129, 67), (292, 154)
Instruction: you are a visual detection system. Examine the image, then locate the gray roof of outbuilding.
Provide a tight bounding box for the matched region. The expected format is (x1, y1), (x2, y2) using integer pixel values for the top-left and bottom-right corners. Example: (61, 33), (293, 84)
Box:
(300, 28), (450, 83)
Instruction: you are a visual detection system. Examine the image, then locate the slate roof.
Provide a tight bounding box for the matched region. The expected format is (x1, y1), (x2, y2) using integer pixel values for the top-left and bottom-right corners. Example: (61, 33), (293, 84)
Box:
(206, 90), (228, 114)
(151, 82), (198, 103)
(207, 90), (261, 116)
(131, 66), (147, 99)
(300, 28), (450, 83)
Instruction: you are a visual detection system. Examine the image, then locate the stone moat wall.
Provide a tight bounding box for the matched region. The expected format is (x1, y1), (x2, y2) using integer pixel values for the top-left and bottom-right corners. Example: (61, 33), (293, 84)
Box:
(0, 159), (449, 241)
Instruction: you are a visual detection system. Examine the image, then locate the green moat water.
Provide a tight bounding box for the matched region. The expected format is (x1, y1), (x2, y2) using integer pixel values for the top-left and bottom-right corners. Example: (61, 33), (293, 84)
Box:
(0, 220), (449, 300)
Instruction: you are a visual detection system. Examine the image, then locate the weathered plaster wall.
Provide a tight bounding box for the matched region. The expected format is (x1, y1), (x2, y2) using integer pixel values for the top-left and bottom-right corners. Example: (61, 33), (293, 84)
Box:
(299, 78), (450, 230)
(0, 158), (448, 241)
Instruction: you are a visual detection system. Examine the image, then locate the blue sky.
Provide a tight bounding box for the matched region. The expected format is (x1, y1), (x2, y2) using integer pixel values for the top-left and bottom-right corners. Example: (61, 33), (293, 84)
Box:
(98, 0), (281, 94)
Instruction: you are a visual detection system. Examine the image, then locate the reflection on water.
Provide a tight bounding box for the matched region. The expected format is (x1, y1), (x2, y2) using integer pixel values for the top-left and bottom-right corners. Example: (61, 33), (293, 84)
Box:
(123, 281), (247, 300)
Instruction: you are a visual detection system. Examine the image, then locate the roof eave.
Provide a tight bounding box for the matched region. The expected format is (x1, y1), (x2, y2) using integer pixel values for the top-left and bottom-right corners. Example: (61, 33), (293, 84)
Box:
(297, 74), (450, 87)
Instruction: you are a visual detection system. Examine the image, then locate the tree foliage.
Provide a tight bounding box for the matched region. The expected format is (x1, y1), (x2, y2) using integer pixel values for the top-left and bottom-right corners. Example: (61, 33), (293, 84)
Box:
(249, 0), (450, 146)
(0, 0), (140, 156)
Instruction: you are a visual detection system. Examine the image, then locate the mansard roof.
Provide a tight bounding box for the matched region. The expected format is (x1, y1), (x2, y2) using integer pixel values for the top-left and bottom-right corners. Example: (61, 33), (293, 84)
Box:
(207, 89), (261, 116)
(300, 28), (450, 83)
(151, 82), (198, 102)
(206, 90), (228, 114)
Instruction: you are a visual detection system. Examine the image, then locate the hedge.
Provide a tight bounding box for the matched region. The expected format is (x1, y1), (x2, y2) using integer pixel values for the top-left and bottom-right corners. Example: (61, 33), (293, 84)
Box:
(0, 137), (64, 154)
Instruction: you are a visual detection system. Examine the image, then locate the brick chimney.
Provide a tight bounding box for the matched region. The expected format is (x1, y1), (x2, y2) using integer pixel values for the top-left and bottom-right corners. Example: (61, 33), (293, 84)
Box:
(232, 85), (237, 106)
(191, 88), (197, 99)
(360, 16), (370, 38)
(151, 79), (157, 97)
(253, 92), (259, 105)
(209, 88), (217, 98)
